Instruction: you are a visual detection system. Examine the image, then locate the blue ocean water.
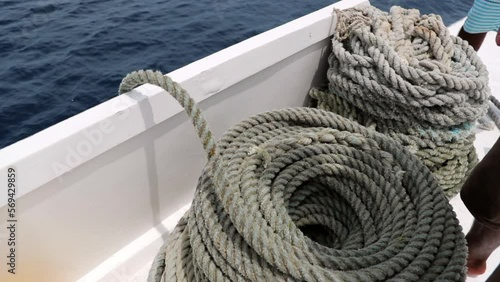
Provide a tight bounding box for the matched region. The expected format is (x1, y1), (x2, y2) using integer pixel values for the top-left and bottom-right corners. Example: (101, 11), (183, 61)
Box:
(0, 0), (474, 149)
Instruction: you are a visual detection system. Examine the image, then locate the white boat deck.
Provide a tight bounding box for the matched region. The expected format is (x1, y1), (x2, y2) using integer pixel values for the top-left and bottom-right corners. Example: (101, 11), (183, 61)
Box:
(81, 19), (500, 282)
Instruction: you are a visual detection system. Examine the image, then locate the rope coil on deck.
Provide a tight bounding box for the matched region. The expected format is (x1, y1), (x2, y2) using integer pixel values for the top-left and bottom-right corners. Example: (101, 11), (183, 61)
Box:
(311, 6), (492, 198)
(120, 70), (466, 281)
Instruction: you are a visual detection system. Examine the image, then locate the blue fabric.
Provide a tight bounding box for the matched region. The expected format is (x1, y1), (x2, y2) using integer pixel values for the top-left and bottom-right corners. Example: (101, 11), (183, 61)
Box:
(464, 0), (500, 33)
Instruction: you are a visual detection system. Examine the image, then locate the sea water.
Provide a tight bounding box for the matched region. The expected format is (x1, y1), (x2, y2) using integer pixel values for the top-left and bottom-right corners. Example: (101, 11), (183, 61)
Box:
(0, 0), (474, 148)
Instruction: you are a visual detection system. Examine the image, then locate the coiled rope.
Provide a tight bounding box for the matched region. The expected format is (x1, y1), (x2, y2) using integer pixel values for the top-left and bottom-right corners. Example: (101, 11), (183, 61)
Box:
(310, 6), (492, 198)
(119, 70), (466, 281)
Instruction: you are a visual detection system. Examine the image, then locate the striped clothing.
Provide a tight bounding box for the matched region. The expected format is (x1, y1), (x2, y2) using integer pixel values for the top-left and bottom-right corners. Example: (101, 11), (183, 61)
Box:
(464, 0), (500, 33)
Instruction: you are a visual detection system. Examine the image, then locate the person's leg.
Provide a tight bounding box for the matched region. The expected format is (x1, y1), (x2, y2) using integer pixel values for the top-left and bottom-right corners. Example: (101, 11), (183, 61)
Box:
(458, 27), (487, 51)
(459, 0), (500, 275)
(458, 0), (500, 51)
(461, 137), (500, 275)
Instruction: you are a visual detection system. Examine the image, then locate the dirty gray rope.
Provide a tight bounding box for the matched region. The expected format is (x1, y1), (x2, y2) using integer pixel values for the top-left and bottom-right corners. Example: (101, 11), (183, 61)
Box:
(311, 6), (492, 198)
(118, 70), (217, 158)
(120, 70), (466, 281)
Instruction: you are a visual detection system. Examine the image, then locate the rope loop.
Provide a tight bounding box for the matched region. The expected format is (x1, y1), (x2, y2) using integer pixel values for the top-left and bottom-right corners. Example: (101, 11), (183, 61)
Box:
(119, 70), (217, 159)
(315, 5), (492, 197)
(118, 71), (468, 281)
(145, 106), (466, 281)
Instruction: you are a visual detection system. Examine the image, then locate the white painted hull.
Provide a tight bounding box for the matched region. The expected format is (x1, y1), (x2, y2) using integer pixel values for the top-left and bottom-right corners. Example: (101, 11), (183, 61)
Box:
(0, 1), (499, 281)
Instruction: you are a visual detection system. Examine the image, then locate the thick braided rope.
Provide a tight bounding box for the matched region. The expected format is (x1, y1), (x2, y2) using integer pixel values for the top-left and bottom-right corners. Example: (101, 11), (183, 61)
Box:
(312, 5), (491, 198)
(488, 96), (500, 129)
(310, 88), (478, 198)
(119, 70), (467, 281)
(119, 70), (217, 159)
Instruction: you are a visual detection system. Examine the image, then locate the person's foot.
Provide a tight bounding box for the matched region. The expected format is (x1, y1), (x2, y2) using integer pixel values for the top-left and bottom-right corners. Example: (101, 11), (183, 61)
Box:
(466, 220), (500, 275)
